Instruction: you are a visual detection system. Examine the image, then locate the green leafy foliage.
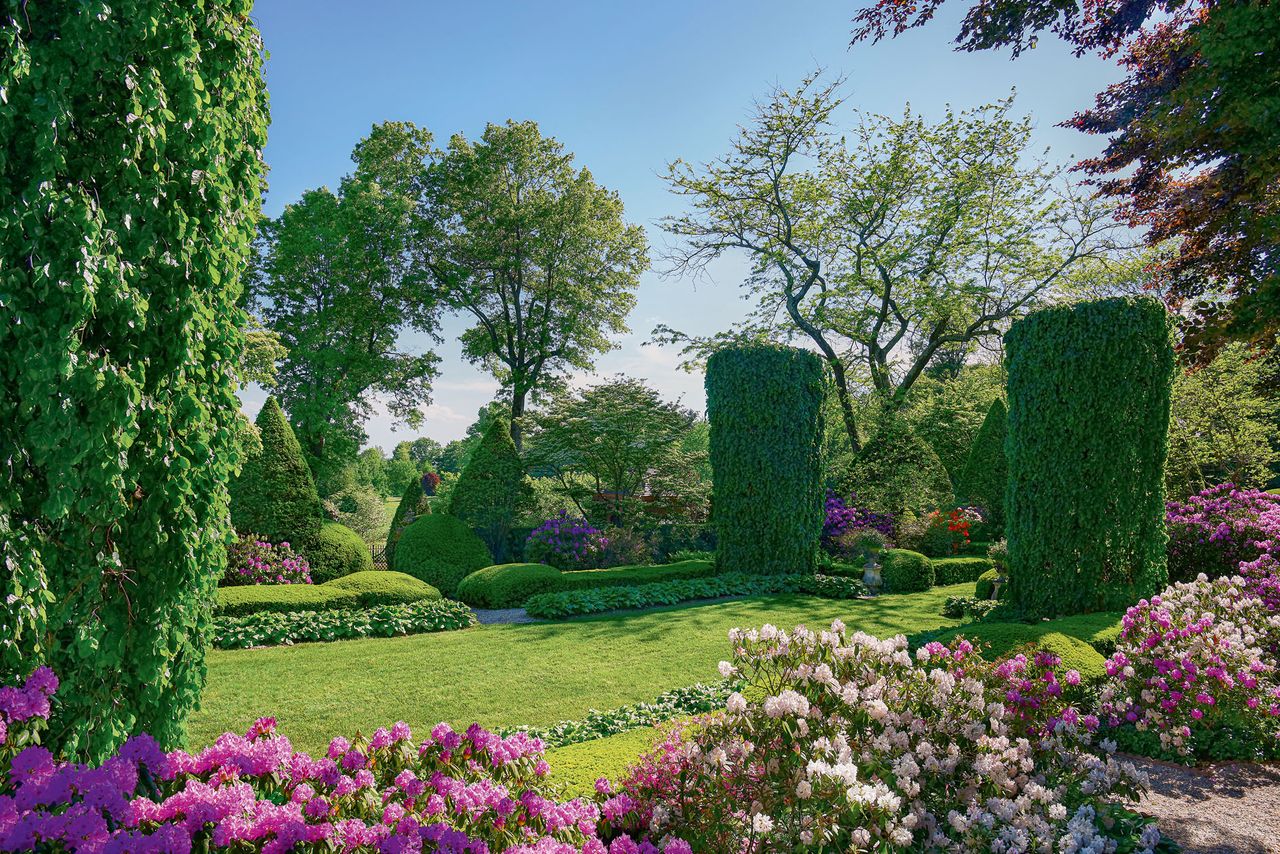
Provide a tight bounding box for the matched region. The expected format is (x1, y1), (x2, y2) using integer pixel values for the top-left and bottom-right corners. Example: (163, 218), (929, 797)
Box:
(705, 346), (824, 575)
(0, 1), (268, 760)
(386, 473), (431, 566)
(941, 596), (1002, 621)
(456, 564), (564, 609)
(212, 599), (475, 649)
(904, 365), (1004, 483)
(844, 415), (953, 515)
(230, 397), (324, 545)
(523, 573), (868, 619)
(215, 570), (441, 618)
(448, 417), (530, 562)
(392, 514), (494, 598)
(880, 549), (935, 593)
(932, 556), (994, 586)
(305, 522), (373, 583)
(1005, 296), (1175, 618)
(975, 568), (1005, 601)
(557, 560), (719, 591)
(957, 398), (1009, 531)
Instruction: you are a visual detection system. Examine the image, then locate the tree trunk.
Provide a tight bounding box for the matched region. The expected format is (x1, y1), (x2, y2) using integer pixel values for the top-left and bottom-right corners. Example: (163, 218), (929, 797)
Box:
(510, 390), (526, 452)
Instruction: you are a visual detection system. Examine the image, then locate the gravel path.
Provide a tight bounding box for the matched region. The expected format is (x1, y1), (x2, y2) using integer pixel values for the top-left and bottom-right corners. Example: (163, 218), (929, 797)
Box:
(471, 608), (537, 625)
(1127, 755), (1280, 853)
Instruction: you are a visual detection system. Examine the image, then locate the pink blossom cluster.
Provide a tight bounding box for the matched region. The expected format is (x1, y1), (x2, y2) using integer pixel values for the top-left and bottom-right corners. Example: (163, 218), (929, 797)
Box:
(1165, 483), (1280, 584)
(224, 536), (313, 586)
(0, 673), (690, 853)
(1099, 574), (1280, 757)
(608, 622), (1160, 853)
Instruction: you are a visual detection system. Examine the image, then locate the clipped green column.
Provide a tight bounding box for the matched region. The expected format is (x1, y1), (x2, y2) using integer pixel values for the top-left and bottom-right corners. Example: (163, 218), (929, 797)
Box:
(706, 345), (824, 575)
(1005, 296), (1174, 618)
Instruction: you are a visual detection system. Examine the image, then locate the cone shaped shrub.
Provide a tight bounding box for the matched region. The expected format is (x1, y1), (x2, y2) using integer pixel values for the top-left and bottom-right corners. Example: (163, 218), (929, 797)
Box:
(449, 417), (529, 562)
(958, 398), (1009, 533)
(845, 414), (953, 516)
(230, 397), (324, 546)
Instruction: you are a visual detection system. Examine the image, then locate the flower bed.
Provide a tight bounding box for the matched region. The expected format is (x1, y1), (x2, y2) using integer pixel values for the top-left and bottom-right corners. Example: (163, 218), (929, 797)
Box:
(523, 573), (868, 619)
(212, 599), (477, 649)
(224, 536), (312, 586)
(1165, 483), (1280, 583)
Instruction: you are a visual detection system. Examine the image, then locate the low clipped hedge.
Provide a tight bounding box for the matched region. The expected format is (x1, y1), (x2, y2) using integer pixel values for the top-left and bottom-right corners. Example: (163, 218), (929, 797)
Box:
(456, 563), (564, 609)
(215, 571), (441, 617)
(306, 521), (373, 583)
(392, 514), (493, 598)
(213, 599), (476, 649)
(975, 568), (1004, 600)
(880, 549), (934, 593)
(455, 559), (724, 609)
(932, 556), (993, 586)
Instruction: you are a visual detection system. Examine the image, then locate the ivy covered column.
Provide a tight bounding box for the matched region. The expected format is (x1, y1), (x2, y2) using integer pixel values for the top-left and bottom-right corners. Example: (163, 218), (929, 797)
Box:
(705, 345), (824, 575)
(0, 3), (269, 759)
(1004, 296), (1175, 619)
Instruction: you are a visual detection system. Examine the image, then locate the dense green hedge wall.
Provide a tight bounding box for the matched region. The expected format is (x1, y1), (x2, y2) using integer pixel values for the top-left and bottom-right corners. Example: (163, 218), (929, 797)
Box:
(230, 397), (324, 545)
(957, 398), (1008, 532)
(215, 571), (440, 617)
(448, 418), (529, 563)
(845, 415), (953, 515)
(306, 522), (373, 583)
(455, 559), (722, 609)
(1005, 296), (1174, 619)
(0, 2), (269, 760)
(705, 345), (824, 575)
(880, 549), (935, 593)
(385, 473), (430, 567)
(392, 514), (494, 598)
(932, 556), (994, 586)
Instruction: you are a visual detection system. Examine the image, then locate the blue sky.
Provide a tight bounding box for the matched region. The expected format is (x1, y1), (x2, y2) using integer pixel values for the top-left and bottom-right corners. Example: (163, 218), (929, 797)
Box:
(244, 0), (1122, 449)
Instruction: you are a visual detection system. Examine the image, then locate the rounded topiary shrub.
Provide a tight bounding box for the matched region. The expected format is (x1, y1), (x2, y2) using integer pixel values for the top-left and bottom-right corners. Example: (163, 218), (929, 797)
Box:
(305, 521), (373, 583)
(392, 514), (494, 598)
(880, 549), (934, 593)
(705, 345), (824, 576)
(456, 563), (564, 609)
(1005, 296), (1174, 618)
(229, 396), (324, 545)
(975, 568), (1005, 601)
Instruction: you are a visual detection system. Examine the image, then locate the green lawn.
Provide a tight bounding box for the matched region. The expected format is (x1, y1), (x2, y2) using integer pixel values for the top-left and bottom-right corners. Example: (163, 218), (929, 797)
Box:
(188, 584), (970, 753)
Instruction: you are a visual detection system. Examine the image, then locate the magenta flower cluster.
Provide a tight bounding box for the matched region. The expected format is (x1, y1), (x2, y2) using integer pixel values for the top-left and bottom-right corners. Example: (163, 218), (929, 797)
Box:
(224, 536), (313, 587)
(821, 491), (893, 548)
(0, 670), (692, 853)
(1165, 483), (1280, 584)
(525, 514), (609, 571)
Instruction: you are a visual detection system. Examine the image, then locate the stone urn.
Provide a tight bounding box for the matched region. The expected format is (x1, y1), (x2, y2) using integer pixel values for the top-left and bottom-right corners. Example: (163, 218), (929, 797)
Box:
(862, 546), (883, 592)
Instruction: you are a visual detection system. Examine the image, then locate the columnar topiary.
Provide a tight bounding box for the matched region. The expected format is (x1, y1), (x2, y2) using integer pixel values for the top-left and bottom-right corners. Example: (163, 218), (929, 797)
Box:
(705, 345), (824, 575)
(844, 414), (953, 516)
(230, 397), (324, 546)
(1005, 296), (1174, 619)
(957, 398), (1009, 533)
(449, 417), (530, 562)
(0, 2), (268, 760)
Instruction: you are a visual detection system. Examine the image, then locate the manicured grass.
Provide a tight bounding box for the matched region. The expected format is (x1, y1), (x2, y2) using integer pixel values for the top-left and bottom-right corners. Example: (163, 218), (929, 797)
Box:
(188, 584), (970, 754)
(545, 727), (661, 796)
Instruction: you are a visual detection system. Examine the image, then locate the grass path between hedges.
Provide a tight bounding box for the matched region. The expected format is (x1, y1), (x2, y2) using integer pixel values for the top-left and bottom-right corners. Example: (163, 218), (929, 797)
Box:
(188, 584), (971, 754)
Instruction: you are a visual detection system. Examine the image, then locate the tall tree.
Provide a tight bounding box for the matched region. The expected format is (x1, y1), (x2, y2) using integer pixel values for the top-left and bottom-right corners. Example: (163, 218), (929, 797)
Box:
(0, 0), (268, 759)
(422, 121), (649, 449)
(658, 77), (1126, 454)
(254, 122), (441, 492)
(851, 0), (1280, 362)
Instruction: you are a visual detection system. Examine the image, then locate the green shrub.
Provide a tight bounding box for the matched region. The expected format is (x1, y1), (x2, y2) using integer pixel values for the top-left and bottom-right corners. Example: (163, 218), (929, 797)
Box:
(705, 345), (824, 575)
(942, 596), (1002, 621)
(215, 570), (440, 617)
(558, 560), (718, 591)
(975, 568), (1005, 601)
(1005, 296), (1174, 618)
(393, 514), (493, 597)
(212, 599), (475, 649)
(449, 417), (530, 563)
(879, 549), (934, 593)
(456, 563), (564, 609)
(956, 398), (1009, 533)
(934, 624), (1109, 688)
(385, 473), (431, 567)
(932, 556), (993, 586)
(230, 397), (324, 544)
(305, 521), (373, 583)
(844, 415), (953, 515)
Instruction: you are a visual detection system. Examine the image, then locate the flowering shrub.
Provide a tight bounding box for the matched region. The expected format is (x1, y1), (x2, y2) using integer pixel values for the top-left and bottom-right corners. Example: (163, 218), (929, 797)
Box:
(224, 535), (312, 586)
(1099, 574), (1280, 760)
(212, 599), (477, 649)
(610, 622), (1162, 853)
(1165, 483), (1280, 583)
(919, 506), (986, 556)
(526, 513), (610, 570)
(821, 492), (893, 550)
(0, 669), (692, 853)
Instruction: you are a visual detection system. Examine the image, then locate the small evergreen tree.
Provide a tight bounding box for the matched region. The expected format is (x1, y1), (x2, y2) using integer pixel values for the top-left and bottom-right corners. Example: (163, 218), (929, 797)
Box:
(230, 397), (324, 545)
(385, 471), (430, 565)
(957, 398), (1009, 532)
(449, 417), (529, 562)
(844, 415), (954, 516)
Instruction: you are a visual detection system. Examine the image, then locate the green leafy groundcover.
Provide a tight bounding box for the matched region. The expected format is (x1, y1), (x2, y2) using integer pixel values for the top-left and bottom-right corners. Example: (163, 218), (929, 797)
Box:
(500, 681), (738, 748)
(524, 573), (868, 619)
(212, 599), (476, 649)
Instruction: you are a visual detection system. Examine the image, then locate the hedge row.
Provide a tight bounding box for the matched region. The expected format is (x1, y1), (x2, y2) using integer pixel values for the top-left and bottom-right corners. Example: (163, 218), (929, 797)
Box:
(456, 560), (719, 609)
(214, 571), (441, 617)
(212, 599), (476, 649)
(931, 556), (994, 586)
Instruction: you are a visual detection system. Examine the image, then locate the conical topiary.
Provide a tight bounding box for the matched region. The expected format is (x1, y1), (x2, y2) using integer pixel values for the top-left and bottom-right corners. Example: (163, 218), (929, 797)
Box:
(385, 471), (431, 566)
(229, 396), (324, 545)
(957, 398), (1008, 532)
(844, 414), (953, 516)
(448, 417), (529, 562)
